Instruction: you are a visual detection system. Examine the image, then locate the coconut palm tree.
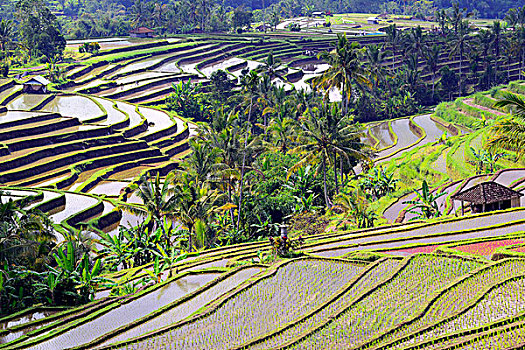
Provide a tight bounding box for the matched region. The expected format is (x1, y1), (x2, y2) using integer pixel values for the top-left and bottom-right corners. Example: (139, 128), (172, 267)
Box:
(170, 173), (223, 250)
(491, 21), (502, 76)
(0, 20), (14, 54)
(385, 24), (402, 70)
(448, 1), (472, 35)
(424, 44), (441, 99)
(365, 45), (389, 91)
(449, 20), (471, 96)
(0, 193), (57, 269)
(488, 92), (525, 154)
(288, 103), (370, 207)
(118, 173), (178, 244)
(313, 34), (372, 116)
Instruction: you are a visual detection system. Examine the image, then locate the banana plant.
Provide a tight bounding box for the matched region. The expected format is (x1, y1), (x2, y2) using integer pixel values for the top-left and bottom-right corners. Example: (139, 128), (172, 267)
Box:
(145, 257), (166, 284)
(153, 244), (187, 279)
(404, 180), (448, 221)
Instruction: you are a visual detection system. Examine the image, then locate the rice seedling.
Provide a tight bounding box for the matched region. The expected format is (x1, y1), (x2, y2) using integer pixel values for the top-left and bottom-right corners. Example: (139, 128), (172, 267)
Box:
(288, 255), (480, 349)
(111, 259), (363, 349)
(369, 258), (525, 349)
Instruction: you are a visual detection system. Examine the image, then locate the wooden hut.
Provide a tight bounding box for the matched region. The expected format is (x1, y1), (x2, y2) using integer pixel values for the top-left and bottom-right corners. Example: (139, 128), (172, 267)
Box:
(452, 181), (523, 215)
(22, 75), (51, 93)
(129, 27), (155, 38)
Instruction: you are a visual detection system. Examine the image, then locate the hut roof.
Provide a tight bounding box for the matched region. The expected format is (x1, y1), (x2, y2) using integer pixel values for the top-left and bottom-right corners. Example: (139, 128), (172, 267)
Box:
(451, 181), (523, 205)
(130, 27), (154, 34)
(23, 75), (51, 85)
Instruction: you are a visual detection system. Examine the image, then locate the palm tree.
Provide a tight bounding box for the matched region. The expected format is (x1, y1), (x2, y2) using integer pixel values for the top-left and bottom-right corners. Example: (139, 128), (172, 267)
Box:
(255, 52), (287, 81)
(267, 114), (296, 154)
(491, 21), (502, 77)
(488, 92), (525, 154)
(170, 173), (222, 250)
(449, 20), (471, 96)
(435, 9), (448, 34)
(118, 173), (178, 244)
(0, 20), (14, 54)
(288, 103), (370, 207)
(449, 1), (472, 35)
(365, 45), (389, 90)
(334, 188), (376, 229)
(406, 26), (426, 62)
(424, 44), (441, 99)
(385, 24), (402, 70)
(313, 34), (372, 115)
(0, 193), (56, 269)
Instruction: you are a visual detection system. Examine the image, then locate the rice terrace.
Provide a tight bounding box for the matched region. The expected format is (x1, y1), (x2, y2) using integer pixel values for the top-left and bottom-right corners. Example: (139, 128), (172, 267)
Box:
(3, 0), (525, 349)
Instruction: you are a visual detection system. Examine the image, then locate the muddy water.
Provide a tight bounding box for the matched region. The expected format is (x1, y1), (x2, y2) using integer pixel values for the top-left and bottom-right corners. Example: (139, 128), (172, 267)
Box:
(30, 274), (221, 350)
(414, 114), (446, 144)
(200, 57), (245, 77)
(0, 86), (20, 102)
(315, 220), (525, 258)
(116, 54), (174, 75)
(137, 107), (174, 137)
(309, 209), (525, 253)
(115, 102), (143, 128)
(493, 169), (525, 188)
(42, 96), (104, 121)
(376, 119), (420, 160)
(7, 94), (49, 110)
(103, 267), (263, 345)
(91, 97), (127, 127)
(0, 111), (51, 127)
(88, 181), (130, 196)
(0, 310), (58, 344)
(116, 71), (174, 85)
(48, 193), (98, 227)
(370, 122), (394, 149)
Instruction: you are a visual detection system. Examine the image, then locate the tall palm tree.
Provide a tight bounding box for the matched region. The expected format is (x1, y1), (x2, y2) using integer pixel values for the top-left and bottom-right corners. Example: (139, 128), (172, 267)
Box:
(406, 26), (426, 62)
(490, 21), (502, 77)
(170, 173), (222, 250)
(449, 1), (472, 35)
(313, 34), (372, 116)
(365, 44), (389, 90)
(449, 20), (471, 96)
(385, 24), (402, 70)
(118, 173), (178, 244)
(424, 44), (441, 99)
(288, 103), (370, 207)
(0, 20), (14, 54)
(0, 193), (56, 269)
(488, 92), (525, 154)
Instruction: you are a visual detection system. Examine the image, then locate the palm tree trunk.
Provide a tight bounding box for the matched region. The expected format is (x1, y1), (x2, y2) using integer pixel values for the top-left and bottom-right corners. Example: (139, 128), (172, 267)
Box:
(333, 152), (339, 194)
(236, 96), (253, 230)
(322, 156), (330, 208)
(188, 225), (193, 252)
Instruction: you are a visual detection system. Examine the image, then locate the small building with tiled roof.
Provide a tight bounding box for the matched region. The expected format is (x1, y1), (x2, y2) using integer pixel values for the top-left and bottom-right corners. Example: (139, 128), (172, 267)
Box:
(129, 27), (155, 38)
(22, 75), (51, 93)
(452, 181), (523, 215)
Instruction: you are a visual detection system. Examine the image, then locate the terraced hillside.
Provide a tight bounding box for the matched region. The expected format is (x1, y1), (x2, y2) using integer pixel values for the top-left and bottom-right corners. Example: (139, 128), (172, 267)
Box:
(0, 79), (192, 236)
(2, 34), (525, 349)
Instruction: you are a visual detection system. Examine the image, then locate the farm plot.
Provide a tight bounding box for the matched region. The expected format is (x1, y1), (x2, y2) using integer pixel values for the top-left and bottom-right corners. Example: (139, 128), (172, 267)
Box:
(25, 273), (222, 350)
(288, 255), (480, 349)
(107, 258), (364, 349)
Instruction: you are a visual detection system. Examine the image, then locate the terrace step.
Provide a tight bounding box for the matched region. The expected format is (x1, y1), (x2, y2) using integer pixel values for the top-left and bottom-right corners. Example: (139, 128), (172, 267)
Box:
(0, 117), (81, 142)
(0, 141), (151, 184)
(12, 148), (167, 187)
(0, 135), (128, 172)
(0, 111), (61, 130)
